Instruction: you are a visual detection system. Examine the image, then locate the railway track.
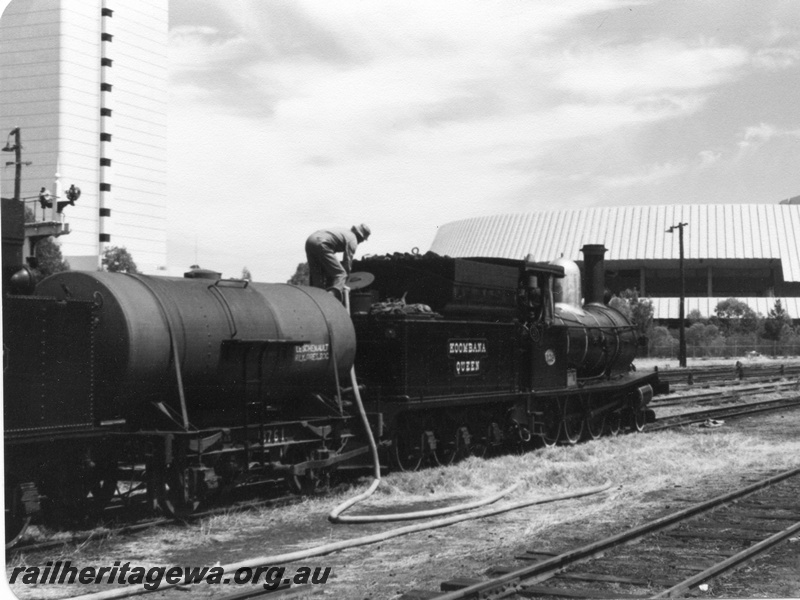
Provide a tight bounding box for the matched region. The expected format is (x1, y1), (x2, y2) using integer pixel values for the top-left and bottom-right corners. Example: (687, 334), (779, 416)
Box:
(652, 360), (800, 388)
(403, 466), (800, 599)
(649, 394), (800, 431)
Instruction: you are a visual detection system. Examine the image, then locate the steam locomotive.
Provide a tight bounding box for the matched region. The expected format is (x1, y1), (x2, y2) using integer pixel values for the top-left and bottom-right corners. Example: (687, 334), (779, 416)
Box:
(3, 226), (664, 544)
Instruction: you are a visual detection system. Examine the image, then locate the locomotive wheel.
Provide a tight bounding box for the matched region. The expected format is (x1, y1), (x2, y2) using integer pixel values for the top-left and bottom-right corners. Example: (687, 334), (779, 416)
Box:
(606, 411), (622, 436)
(538, 404), (561, 448)
(560, 397), (584, 445)
(584, 407), (605, 441)
(629, 408), (646, 433)
(161, 466), (201, 519)
(390, 421), (428, 472)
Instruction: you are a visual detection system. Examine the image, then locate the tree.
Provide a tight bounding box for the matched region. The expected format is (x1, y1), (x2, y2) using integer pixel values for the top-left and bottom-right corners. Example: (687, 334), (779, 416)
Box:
(287, 262), (309, 286)
(241, 266), (252, 281)
(609, 289), (654, 338)
(102, 246), (139, 273)
(712, 298), (760, 335)
(762, 299), (793, 355)
(34, 236), (70, 278)
(687, 309), (707, 325)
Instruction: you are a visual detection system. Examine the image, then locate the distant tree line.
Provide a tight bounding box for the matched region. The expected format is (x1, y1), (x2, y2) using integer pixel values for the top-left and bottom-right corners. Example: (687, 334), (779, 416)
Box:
(611, 290), (800, 358)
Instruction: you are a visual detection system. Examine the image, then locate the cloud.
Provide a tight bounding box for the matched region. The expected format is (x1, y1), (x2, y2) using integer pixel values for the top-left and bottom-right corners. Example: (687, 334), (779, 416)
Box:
(735, 123), (800, 157)
(698, 150), (722, 168)
(554, 39), (749, 99)
(594, 162), (684, 189)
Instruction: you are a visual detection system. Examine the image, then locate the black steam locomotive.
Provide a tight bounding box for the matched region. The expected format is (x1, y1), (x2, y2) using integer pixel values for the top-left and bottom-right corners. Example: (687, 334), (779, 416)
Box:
(3, 222), (664, 544)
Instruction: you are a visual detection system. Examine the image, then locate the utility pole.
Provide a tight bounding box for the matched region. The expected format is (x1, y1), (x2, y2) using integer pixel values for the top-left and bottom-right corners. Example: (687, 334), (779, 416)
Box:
(2, 127), (29, 203)
(667, 222), (688, 368)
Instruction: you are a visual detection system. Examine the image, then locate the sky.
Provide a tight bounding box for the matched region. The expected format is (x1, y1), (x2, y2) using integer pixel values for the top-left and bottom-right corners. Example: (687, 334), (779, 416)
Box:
(165, 0), (800, 281)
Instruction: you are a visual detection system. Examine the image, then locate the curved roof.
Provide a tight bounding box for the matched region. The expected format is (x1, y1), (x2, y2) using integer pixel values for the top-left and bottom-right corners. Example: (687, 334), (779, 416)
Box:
(429, 204), (800, 282)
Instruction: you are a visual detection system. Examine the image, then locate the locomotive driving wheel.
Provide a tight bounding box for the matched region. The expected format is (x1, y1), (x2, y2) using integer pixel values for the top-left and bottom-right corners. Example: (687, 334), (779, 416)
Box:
(560, 396), (584, 445)
(606, 410), (622, 436)
(629, 407), (646, 433)
(583, 397), (605, 441)
(538, 402), (561, 448)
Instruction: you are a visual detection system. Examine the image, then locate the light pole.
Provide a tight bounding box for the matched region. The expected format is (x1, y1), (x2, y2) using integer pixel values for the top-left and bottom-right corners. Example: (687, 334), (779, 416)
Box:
(667, 222), (688, 367)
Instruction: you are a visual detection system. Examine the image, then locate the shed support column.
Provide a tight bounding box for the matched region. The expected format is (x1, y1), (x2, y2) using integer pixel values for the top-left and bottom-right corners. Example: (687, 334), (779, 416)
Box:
(707, 266), (713, 297)
(640, 268), (646, 296)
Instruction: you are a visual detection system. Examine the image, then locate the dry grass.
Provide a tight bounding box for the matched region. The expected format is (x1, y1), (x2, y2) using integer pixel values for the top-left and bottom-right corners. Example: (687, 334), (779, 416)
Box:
(9, 408), (800, 600)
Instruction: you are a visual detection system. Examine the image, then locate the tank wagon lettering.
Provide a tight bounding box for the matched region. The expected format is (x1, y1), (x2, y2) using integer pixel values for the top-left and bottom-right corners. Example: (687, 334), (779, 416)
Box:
(295, 343), (330, 362)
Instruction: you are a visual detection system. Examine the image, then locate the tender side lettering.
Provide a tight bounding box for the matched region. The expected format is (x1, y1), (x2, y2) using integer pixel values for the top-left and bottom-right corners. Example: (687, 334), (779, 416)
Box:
(448, 341), (487, 355)
(448, 339), (487, 376)
(455, 360), (481, 375)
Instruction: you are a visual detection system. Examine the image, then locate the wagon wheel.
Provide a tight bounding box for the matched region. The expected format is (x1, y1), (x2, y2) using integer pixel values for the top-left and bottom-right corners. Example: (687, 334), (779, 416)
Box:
(390, 419), (428, 472)
(87, 461), (118, 516)
(435, 425), (471, 466)
(538, 403), (561, 448)
(5, 481), (32, 548)
(606, 411), (622, 436)
(286, 445), (333, 495)
(160, 465), (201, 519)
(583, 400), (605, 441)
(560, 396), (584, 445)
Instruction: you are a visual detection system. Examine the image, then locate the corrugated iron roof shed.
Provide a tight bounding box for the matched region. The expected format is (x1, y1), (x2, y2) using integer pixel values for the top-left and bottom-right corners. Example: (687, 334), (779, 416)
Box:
(429, 204), (800, 282)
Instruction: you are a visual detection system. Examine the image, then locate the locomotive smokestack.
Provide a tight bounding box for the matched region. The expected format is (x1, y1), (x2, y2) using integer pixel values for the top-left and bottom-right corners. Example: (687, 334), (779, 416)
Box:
(580, 244), (607, 305)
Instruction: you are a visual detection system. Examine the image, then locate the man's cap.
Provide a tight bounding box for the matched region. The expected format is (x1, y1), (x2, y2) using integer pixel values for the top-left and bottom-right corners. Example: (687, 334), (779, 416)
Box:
(353, 223), (371, 240)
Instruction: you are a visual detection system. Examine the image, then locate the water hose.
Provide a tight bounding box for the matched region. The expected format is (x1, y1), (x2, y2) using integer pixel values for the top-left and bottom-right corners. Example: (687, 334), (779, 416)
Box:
(67, 481), (612, 600)
(327, 366), (522, 523)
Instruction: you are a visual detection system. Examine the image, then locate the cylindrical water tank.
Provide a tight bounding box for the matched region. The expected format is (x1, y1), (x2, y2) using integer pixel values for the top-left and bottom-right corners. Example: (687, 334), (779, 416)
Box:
(36, 272), (355, 420)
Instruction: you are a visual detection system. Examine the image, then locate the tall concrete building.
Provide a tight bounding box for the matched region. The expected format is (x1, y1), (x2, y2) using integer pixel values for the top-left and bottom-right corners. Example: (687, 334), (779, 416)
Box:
(0, 0), (167, 273)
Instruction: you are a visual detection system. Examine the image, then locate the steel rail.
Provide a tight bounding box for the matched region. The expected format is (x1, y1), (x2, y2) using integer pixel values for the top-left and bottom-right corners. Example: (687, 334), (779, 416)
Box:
(651, 519), (800, 598)
(427, 466), (800, 600)
(648, 395), (800, 432)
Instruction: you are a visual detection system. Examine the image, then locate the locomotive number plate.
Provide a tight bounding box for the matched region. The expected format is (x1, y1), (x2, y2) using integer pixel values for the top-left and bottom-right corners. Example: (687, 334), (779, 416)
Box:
(448, 338), (487, 377)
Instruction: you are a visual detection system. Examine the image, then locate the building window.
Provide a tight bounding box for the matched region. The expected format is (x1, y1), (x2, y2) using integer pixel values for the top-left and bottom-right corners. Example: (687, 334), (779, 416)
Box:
(100, 133), (112, 142)
(101, 58), (113, 67)
(99, 233), (111, 242)
(99, 208), (111, 217)
(100, 183), (112, 192)
(101, 108), (112, 117)
(102, 33), (113, 42)
(100, 158), (112, 167)
(101, 83), (113, 92)
(101, 8), (113, 16)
